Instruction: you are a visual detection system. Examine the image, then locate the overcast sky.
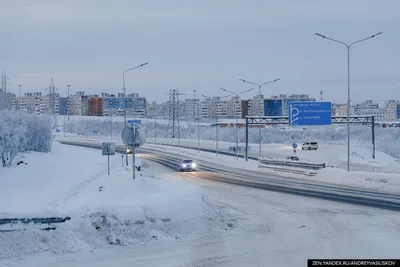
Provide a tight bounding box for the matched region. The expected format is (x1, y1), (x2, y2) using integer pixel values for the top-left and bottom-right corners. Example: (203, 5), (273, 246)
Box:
(1, 0), (399, 103)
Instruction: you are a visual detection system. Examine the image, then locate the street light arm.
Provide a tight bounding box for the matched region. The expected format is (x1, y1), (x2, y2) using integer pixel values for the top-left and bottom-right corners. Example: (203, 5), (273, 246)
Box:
(315, 33), (348, 47)
(260, 78), (281, 87)
(123, 62), (149, 74)
(220, 87), (237, 96)
(350, 32), (382, 47)
(238, 87), (255, 96)
(239, 79), (260, 87)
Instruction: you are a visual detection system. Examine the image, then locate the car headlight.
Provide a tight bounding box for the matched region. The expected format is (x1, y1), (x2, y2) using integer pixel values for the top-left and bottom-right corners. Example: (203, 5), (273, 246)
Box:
(191, 163), (196, 168)
(182, 164), (187, 168)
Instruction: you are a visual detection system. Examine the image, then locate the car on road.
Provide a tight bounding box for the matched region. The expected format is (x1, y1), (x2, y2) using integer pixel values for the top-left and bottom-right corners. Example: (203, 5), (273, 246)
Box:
(286, 156), (299, 161)
(180, 159), (197, 172)
(302, 142), (318, 150)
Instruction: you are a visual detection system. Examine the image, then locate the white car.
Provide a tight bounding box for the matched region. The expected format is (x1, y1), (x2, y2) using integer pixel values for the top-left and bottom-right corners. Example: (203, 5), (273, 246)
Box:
(179, 160), (197, 172)
(302, 142), (318, 150)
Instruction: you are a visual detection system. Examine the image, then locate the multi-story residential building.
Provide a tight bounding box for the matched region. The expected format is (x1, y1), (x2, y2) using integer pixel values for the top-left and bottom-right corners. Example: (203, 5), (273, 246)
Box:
(353, 100), (399, 121)
(226, 96), (242, 119)
(184, 98), (200, 121)
(68, 91), (88, 116)
(0, 92), (15, 110)
(263, 99), (283, 116)
(20, 92), (43, 114)
(397, 104), (400, 120)
(88, 96), (103, 116)
(248, 95), (264, 116)
(201, 96), (228, 119)
(265, 94), (316, 116)
(101, 93), (147, 118)
(59, 97), (68, 115)
(42, 93), (60, 115)
(241, 100), (249, 119)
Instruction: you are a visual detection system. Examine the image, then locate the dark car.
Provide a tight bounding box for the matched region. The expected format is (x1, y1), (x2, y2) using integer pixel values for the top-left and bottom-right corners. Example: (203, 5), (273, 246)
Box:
(180, 159), (197, 172)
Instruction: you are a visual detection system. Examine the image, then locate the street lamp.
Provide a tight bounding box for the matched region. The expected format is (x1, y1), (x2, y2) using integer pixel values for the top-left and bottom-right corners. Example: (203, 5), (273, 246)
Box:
(202, 93), (231, 156)
(239, 78), (280, 158)
(122, 62), (148, 166)
(122, 62), (148, 126)
(220, 87), (254, 160)
(315, 32), (382, 171)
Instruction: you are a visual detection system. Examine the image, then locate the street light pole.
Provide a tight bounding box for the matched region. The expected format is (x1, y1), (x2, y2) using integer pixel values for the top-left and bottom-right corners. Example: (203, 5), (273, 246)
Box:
(220, 87), (255, 160)
(239, 78), (280, 158)
(315, 32), (382, 171)
(122, 62), (148, 126)
(122, 62), (148, 166)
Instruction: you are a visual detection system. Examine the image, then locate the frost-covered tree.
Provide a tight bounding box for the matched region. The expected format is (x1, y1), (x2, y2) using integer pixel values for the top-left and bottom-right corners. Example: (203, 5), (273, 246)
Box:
(0, 110), (54, 167)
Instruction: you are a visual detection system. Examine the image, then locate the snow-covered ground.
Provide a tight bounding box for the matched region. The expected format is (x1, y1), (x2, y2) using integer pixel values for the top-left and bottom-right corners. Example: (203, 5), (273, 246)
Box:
(55, 136), (400, 194)
(0, 142), (229, 261)
(4, 160), (400, 267)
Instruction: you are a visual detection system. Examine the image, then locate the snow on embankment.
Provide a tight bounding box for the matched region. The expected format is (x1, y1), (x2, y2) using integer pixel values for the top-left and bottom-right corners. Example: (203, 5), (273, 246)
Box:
(0, 142), (229, 260)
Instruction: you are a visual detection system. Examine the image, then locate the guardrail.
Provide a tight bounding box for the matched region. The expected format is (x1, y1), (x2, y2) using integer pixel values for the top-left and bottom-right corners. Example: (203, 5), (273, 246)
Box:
(0, 216), (71, 232)
(258, 164), (318, 176)
(258, 158), (326, 170)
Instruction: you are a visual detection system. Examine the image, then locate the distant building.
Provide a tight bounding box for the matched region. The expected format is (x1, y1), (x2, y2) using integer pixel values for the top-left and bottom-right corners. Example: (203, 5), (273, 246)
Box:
(267, 94), (316, 116)
(263, 99), (283, 116)
(88, 96), (103, 116)
(20, 92), (43, 114)
(101, 93), (147, 118)
(68, 91), (88, 116)
(241, 100), (249, 119)
(42, 93), (60, 115)
(353, 100), (399, 122)
(226, 96), (243, 119)
(248, 95), (264, 116)
(59, 97), (68, 115)
(0, 92), (15, 110)
(397, 104), (400, 120)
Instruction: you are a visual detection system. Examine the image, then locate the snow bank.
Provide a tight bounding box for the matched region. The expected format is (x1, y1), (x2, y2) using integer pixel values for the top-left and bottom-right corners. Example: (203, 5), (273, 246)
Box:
(311, 168), (400, 194)
(0, 142), (228, 261)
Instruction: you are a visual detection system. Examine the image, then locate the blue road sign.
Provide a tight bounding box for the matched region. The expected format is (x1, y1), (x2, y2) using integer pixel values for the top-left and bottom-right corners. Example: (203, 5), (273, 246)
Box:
(92, 130), (98, 134)
(128, 119), (141, 125)
(292, 143), (297, 149)
(288, 102), (332, 126)
(55, 129), (61, 133)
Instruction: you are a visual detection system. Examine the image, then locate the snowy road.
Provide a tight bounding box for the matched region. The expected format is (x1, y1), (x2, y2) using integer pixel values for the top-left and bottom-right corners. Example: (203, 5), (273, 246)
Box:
(57, 139), (400, 210)
(11, 159), (400, 267)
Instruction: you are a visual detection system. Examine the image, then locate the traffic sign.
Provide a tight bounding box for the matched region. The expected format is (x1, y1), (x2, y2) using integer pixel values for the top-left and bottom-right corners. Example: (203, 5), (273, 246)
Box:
(92, 130), (98, 134)
(288, 101), (332, 126)
(292, 143), (297, 149)
(128, 119), (141, 125)
(102, 142), (116, 156)
(121, 126), (137, 146)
